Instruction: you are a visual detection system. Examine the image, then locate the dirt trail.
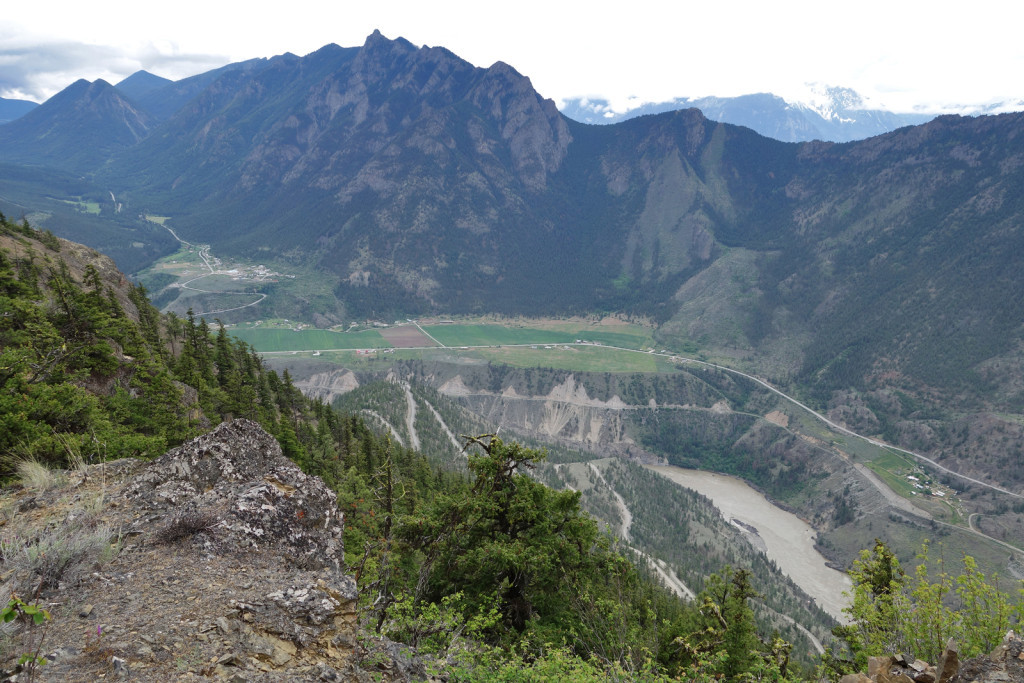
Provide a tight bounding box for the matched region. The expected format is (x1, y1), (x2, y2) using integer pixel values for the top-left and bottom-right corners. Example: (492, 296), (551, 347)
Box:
(402, 382), (421, 451)
(777, 613), (825, 655)
(159, 224), (267, 315)
(361, 410), (405, 449)
(573, 461), (691, 598)
(638, 551), (695, 600)
(588, 462), (632, 541)
(421, 399), (465, 453)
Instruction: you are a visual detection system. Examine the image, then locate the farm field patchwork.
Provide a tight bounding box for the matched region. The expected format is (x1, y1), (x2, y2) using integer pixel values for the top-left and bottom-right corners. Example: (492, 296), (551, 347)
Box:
(422, 321), (654, 349)
(229, 328), (390, 352)
(471, 344), (664, 373)
(379, 326), (437, 347)
(423, 324), (576, 347)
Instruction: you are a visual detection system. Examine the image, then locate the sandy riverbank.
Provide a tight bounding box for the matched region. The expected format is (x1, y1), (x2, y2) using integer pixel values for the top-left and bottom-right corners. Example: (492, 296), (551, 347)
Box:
(646, 465), (852, 621)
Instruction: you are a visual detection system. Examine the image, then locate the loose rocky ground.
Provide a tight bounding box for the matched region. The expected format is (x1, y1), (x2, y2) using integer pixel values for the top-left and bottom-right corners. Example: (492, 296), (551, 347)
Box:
(0, 421), (423, 682)
(840, 634), (1024, 683)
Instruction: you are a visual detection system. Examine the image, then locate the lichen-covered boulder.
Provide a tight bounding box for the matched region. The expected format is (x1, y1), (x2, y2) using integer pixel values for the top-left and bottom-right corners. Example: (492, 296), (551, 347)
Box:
(127, 419), (345, 572)
(952, 631), (1024, 683)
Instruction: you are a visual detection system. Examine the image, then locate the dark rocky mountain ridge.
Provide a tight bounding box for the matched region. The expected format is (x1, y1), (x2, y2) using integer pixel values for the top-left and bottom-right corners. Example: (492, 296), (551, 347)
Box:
(0, 78), (153, 173)
(2, 32), (1024, 496)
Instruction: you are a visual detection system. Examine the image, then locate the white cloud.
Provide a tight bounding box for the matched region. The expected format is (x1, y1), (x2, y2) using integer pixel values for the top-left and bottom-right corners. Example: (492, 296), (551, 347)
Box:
(2, 0), (1023, 112)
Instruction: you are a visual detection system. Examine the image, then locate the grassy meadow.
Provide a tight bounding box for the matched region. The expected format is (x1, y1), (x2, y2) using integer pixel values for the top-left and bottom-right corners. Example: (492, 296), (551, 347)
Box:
(470, 344), (665, 373)
(229, 327), (389, 352)
(423, 319), (655, 350)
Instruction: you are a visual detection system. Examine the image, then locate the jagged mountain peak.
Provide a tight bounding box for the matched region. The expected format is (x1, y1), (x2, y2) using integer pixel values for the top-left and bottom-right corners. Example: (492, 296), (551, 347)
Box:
(108, 31), (572, 201)
(23, 77), (134, 113)
(484, 60), (523, 78)
(803, 82), (865, 108)
(361, 28), (417, 55)
(788, 82), (874, 124)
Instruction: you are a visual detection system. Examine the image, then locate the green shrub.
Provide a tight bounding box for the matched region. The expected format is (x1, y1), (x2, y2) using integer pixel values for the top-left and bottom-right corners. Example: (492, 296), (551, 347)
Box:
(827, 539), (1024, 677)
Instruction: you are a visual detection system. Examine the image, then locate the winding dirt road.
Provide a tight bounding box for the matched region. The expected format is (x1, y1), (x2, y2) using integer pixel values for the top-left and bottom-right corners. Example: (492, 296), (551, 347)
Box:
(160, 224), (267, 316)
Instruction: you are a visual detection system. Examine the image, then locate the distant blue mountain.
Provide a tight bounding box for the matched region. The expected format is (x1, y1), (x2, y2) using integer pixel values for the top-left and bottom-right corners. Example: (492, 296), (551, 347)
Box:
(115, 70), (173, 102)
(560, 87), (934, 142)
(0, 97), (38, 124)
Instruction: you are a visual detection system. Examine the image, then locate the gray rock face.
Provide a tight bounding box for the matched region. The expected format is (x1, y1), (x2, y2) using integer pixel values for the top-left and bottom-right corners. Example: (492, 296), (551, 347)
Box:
(952, 631), (1024, 683)
(127, 418), (346, 572)
(844, 634), (1024, 683)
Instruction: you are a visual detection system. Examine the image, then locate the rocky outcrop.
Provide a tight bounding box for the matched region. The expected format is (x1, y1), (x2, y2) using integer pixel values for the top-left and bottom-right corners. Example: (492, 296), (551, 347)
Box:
(126, 419), (347, 573)
(0, 420), (366, 682)
(840, 634), (1024, 683)
(953, 633), (1024, 683)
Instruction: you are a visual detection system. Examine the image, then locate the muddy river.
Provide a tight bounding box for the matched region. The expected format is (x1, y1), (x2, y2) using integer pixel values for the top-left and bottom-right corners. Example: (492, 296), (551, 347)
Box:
(646, 465), (852, 621)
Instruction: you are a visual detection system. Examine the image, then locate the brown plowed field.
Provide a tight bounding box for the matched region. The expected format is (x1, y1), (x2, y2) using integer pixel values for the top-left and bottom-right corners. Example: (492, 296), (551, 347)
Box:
(379, 325), (436, 347)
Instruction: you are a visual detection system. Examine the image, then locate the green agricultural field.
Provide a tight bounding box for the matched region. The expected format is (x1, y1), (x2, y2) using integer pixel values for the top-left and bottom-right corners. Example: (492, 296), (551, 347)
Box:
(57, 197), (101, 215)
(142, 247), (207, 278)
(870, 466), (914, 500)
(422, 321), (655, 350)
(424, 324), (576, 347)
(576, 330), (654, 349)
(230, 328), (390, 352)
(865, 453), (920, 499)
(472, 345), (664, 373)
(522, 321), (655, 348)
(834, 433), (890, 461)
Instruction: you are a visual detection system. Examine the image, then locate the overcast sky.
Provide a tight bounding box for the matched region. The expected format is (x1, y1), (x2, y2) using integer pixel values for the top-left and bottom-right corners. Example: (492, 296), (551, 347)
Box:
(2, 1), (1021, 114)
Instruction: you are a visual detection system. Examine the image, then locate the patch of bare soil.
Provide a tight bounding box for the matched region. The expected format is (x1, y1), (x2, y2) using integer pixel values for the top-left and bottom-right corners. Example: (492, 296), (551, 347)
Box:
(378, 325), (434, 347)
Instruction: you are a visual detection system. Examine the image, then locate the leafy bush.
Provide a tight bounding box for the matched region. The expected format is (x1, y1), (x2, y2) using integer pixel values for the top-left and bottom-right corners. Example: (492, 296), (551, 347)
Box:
(826, 539), (1024, 677)
(1, 595), (52, 678)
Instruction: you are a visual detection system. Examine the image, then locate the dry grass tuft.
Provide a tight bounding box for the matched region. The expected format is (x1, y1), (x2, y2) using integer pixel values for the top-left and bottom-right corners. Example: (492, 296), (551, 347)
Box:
(15, 458), (66, 492)
(154, 509), (220, 545)
(2, 522), (121, 592)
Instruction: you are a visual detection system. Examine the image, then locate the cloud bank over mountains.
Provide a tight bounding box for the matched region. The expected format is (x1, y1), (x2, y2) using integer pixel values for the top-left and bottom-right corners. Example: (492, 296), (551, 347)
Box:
(3, 0), (1024, 113)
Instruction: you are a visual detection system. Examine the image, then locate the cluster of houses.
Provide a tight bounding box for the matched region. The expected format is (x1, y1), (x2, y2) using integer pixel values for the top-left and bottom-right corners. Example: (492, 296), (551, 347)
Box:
(906, 474), (951, 498)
